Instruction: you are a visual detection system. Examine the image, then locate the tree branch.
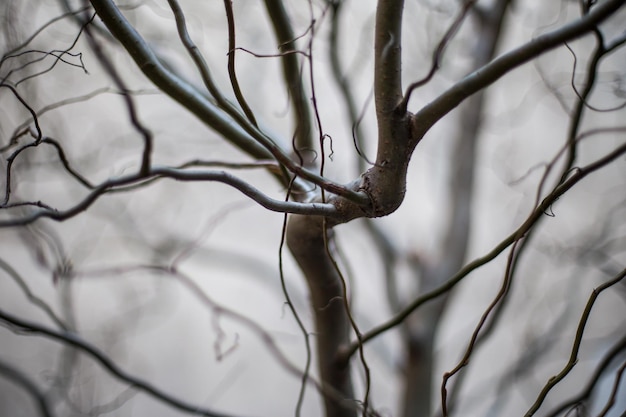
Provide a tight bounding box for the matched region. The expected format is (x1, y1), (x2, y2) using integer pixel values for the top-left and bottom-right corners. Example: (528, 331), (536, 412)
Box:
(263, 0), (314, 157)
(223, 0), (258, 127)
(374, 0), (404, 115)
(357, 0), (421, 218)
(286, 215), (356, 417)
(0, 308), (240, 417)
(524, 267), (626, 417)
(0, 358), (54, 417)
(81, 11), (153, 175)
(0, 256), (67, 330)
(89, 0), (271, 159)
(326, 1), (374, 172)
(342, 139), (626, 358)
(544, 337), (626, 417)
(89, 0), (370, 205)
(0, 167), (341, 228)
(410, 0), (626, 138)
(166, 0), (257, 130)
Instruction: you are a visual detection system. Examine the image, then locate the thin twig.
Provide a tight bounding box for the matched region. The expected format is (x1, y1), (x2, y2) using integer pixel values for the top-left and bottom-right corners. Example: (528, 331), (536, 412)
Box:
(342, 138), (626, 359)
(223, 0), (258, 126)
(524, 268), (626, 417)
(398, 0), (478, 112)
(81, 11), (153, 175)
(278, 179), (311, 417)
(411, 0), (626, 138)
(90, 0), (370, 205)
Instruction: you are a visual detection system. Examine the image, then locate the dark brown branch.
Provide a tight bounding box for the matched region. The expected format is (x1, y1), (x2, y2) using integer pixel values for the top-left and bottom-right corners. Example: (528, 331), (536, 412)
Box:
(0, 83), (42, 143)
(223, 0), (258, 127)
(166, 0), (256, 131)
(560, 30), (604, 181)
(544, 336), (626, 417)
(427, 3), (514, 412)
(278, 186), (312, 417)
(87, 0), (269, 158)
(398, 0), (478, 112)
(0, 5), (90, 61)
(326, 1), (373, 171)
(82, 11), (153, 175)
(3, 140), (37, 206)
(440, 237), (524, 417)
(2, 50), (86, 87)
(40, 138), (94, 188)
(286, 215), (356, 417)
(410, 0), (626, 139)
(524, 267), (626, 417)
(0, 256), (67, 330)
(5, 87), (159, 153)
(342, 138), (626, 358)
(0, 359), (54, 417)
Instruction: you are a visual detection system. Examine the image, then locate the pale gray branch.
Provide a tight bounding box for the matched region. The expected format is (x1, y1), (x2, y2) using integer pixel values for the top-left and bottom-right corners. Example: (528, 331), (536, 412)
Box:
(0, 168), (340, 228)
(89, 0), (369, 204)
(0, 308), (239, 417)
(89, 0), (271, 160)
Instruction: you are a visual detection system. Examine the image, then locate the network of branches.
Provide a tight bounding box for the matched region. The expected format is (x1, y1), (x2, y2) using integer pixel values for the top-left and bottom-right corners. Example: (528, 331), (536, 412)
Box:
(0, 1), (625, 417)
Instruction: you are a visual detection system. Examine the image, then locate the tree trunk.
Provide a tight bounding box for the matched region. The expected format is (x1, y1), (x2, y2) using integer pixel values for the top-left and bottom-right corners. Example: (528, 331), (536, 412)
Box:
(287, 214), (356, 417)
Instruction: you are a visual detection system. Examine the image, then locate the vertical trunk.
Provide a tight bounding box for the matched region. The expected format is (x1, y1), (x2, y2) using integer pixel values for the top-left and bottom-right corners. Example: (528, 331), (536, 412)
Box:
(400, 310), (438, 417)
(399, 3), (511, 415)
(287, 214), (356, 417)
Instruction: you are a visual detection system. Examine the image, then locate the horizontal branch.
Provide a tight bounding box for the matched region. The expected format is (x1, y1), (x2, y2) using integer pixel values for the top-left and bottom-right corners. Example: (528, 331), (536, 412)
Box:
(0, 167), (340, 228)
(411, 0), (625, 137)
(150, 167), (340, 216)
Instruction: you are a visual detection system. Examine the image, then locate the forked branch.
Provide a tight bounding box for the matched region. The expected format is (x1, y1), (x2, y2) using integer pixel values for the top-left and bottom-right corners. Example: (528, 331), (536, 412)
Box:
(410, 0), (626, 138)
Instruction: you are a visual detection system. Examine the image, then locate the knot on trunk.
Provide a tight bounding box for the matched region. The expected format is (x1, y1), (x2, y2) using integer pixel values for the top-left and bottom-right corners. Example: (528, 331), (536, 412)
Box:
(359, 162), (408, 218)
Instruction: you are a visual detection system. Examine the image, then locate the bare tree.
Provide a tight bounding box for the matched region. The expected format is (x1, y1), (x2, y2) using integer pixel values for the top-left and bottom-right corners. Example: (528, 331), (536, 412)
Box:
(1, 1), (625, 417)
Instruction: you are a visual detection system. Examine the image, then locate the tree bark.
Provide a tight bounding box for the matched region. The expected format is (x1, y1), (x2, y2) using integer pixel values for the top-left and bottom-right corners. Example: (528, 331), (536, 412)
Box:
(286, 214), (355, 417)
